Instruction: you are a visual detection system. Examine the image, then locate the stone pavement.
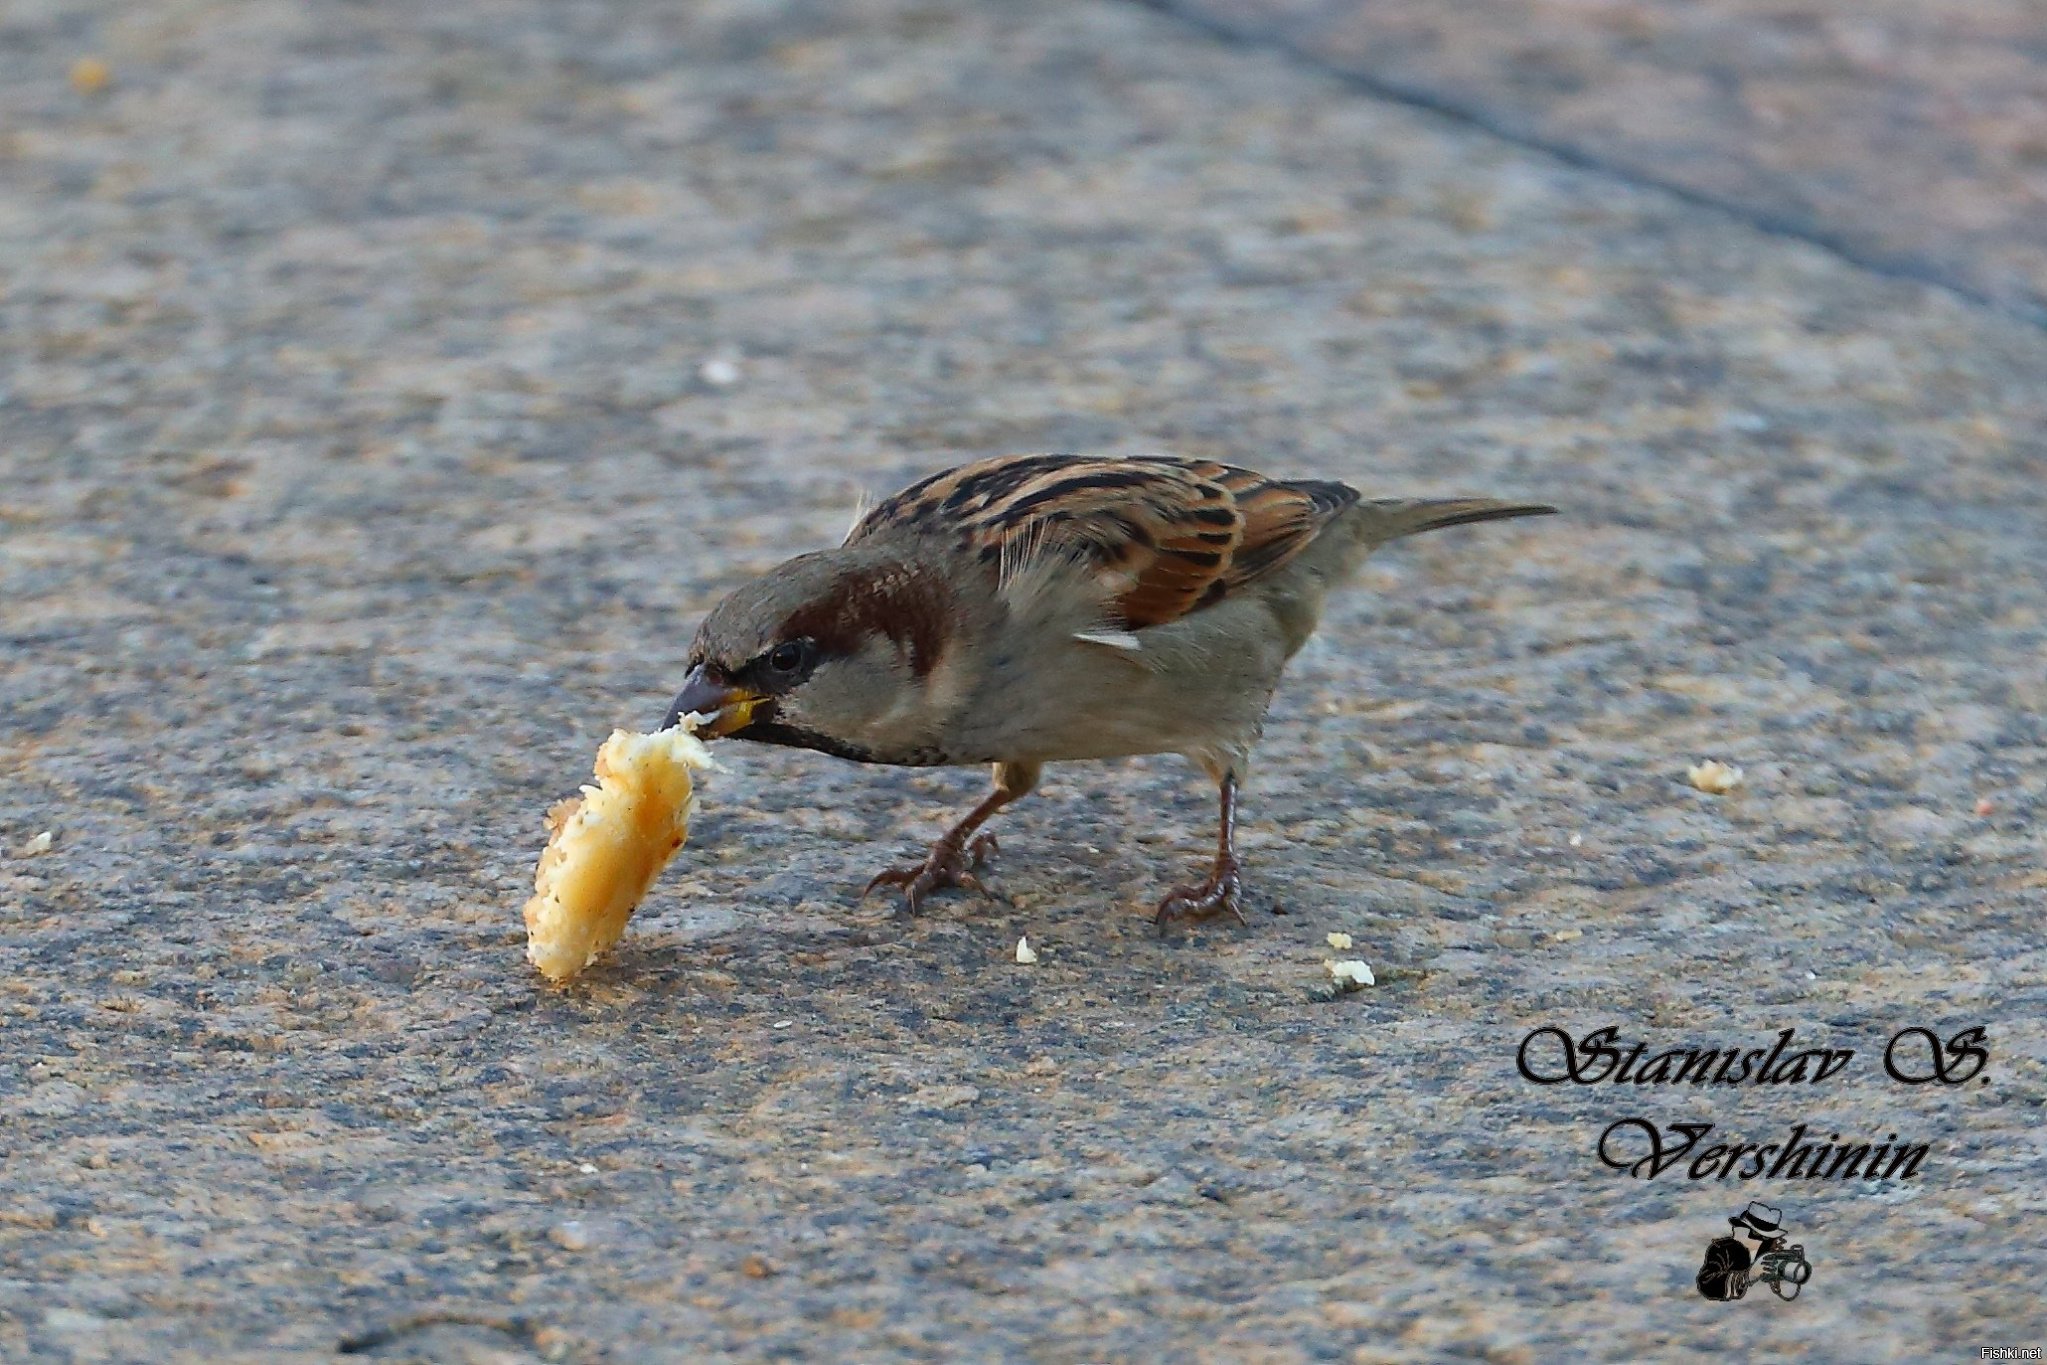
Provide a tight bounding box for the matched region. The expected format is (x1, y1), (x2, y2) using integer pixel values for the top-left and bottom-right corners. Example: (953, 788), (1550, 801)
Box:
(2, 0), (2044, 1360)
(1160, 0), (2047, 324)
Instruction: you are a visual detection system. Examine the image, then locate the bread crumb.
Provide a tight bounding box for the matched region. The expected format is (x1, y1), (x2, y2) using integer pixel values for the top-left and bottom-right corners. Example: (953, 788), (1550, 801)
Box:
(740, 1253), (777, 1279)
(1974, 797), (1995, 816)
(523, 724), (713, 983)
(1326, 959), (1374, 990)
(70, 58), (110, 95)
(1568, 832), (1583, 847)
(549, 1221), (593, 1252)
(1325, 931), (1353, 950)
(1687, 759), (1744, 794)
(1553, 928), (1582, 942)
(1014, 936), (1038, 965)
(21, 830), (53, 857)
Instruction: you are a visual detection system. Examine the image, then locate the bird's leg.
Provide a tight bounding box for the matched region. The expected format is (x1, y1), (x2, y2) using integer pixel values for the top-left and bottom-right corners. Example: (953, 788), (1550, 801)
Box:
(865, 761), (1040, 915)
(1155, 771), (1247, 932)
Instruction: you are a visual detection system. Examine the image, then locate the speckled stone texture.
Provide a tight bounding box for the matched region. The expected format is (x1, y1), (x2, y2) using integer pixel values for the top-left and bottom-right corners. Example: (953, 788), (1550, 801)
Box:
(3, 0), (2045, 1360)
(1159, 0), (2047, 324)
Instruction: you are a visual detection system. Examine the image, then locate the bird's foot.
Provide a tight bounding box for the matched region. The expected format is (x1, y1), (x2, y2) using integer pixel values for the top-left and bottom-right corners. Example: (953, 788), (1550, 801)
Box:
(1153, 858), (1247, 933)
(864, 833), (1000, 915)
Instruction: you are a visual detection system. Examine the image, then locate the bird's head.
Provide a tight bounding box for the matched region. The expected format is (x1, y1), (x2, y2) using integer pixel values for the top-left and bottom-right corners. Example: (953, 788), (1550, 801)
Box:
(664, 546), (963, 764)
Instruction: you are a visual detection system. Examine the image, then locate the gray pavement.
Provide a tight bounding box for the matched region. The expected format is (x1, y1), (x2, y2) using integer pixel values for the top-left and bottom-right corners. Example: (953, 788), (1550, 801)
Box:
(2, 0), (2045, 1360)
(1161, 0), (2047, 324)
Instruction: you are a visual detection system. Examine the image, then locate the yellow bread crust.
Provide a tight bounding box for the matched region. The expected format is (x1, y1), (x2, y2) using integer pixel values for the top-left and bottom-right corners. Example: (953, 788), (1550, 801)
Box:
(523, 726), (711, 982)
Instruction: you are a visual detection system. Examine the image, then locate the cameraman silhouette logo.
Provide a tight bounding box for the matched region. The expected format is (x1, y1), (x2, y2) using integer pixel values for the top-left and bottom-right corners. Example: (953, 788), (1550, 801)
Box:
(1697, 1202), (1813, 1301)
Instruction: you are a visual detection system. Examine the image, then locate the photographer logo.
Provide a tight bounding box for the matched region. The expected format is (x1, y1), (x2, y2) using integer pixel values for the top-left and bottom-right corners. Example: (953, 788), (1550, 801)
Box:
(1696, 1201), (1813, 1302)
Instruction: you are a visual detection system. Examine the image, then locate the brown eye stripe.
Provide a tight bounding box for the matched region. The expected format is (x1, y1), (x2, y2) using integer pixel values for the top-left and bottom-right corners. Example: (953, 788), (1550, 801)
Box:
(779, 563), (953, 678)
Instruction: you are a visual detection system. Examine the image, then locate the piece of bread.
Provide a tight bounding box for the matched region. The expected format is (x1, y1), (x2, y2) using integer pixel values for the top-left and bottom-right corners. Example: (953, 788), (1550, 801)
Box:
(523, 725), (712, 982)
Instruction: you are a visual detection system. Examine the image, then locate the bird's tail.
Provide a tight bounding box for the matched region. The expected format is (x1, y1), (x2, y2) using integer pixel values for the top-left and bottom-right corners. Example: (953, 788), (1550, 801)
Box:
(1349, 497), (1557, 547)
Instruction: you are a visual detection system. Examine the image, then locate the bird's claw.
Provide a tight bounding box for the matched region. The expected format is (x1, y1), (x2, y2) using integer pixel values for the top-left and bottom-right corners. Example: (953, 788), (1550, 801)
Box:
(863, 833), (1000, 915)
(1153, 861), (1247, 934)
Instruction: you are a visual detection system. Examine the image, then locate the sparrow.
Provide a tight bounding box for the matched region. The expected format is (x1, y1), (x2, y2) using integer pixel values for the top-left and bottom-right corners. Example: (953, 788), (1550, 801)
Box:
(666, 453), (1552, 929)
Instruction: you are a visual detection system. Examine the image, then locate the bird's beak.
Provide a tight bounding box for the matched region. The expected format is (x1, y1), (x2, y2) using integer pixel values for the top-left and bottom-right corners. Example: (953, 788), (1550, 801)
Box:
(662, 664), (768, 738)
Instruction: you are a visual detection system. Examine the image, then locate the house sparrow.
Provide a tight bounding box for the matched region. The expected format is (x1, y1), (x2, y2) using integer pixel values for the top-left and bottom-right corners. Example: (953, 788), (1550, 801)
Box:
(666, 454), (1552, 928)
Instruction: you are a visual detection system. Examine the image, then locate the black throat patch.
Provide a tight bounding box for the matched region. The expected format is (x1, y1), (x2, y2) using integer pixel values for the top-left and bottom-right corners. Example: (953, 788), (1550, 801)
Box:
(735, 719), (952, 768)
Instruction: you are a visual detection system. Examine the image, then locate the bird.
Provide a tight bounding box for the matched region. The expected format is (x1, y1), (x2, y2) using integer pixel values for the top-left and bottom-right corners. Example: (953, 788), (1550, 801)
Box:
(665, 453), (1553, 929)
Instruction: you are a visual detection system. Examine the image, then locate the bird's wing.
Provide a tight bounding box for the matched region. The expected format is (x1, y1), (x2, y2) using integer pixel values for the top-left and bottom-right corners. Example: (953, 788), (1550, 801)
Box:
(847, 455), (1358, 629)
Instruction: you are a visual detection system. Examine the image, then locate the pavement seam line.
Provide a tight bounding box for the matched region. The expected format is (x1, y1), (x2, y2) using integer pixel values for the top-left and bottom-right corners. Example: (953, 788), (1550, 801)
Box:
(1127, 0), (2047, 333)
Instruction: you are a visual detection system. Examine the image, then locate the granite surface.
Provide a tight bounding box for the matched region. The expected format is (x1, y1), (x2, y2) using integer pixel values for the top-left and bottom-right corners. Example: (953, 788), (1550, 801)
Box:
(1158, 0), (2047, 324)
(2, 0), (2045, 1360)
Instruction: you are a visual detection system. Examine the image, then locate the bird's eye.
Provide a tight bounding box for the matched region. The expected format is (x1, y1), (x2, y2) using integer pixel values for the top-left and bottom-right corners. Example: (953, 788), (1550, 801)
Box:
(765, 639), (811, 678)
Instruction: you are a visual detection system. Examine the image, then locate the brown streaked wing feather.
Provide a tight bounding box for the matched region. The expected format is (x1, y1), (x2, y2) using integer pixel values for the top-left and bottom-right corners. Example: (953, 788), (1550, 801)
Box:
(845, 454), (1087, 546)
(849, 454), (1358, 630)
